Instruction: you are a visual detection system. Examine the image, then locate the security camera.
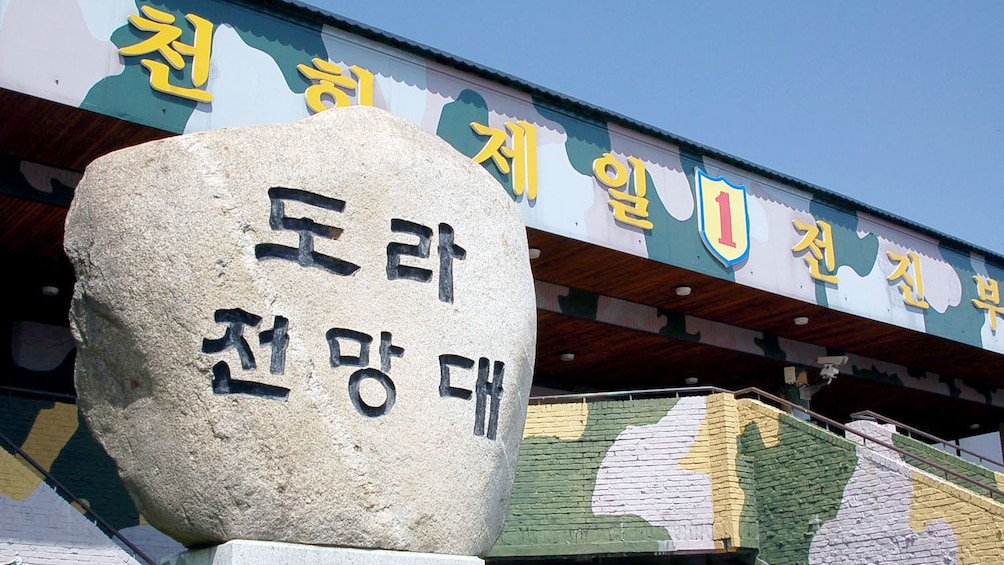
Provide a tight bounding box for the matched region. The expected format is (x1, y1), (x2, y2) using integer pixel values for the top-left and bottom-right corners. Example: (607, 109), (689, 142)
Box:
(816, 355), (847, 384)
(817, 355), (849, 366)
(819, 364), (840, 380)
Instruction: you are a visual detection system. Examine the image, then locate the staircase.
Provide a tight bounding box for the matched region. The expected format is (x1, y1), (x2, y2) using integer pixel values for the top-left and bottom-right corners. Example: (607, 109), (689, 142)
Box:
(0, 395), (181, 565)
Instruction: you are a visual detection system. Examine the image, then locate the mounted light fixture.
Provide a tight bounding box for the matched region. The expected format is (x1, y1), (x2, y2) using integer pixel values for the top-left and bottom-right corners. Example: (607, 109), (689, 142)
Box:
(528, 247), (541, 260)
(41, 285), (60, 297)
(674, 286), (692, 297)
(558, 352), (575, 362)
(793, 316), (809, 326)
(684, 377), (699, 385)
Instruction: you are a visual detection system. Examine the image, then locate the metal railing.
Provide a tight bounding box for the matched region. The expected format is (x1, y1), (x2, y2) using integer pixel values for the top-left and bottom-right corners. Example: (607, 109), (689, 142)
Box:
(850, 409), (1004, 472)
(732, 387), (1004, 500)
(0, 385), (77, 403)
(529, 385), (731, 404)
(0, 430), (156, 565)
(529, 385), (1004, 500)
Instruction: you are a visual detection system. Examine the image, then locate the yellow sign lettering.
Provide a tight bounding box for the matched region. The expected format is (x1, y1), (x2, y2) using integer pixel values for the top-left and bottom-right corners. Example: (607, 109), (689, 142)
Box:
(591, 153), (653, 230)
(297, 58), (374, 113)
(119, 5), (214, 103)
(470, 120), (538, 201)
(887, 251), (929, 309)
(792, 219), (838, 284)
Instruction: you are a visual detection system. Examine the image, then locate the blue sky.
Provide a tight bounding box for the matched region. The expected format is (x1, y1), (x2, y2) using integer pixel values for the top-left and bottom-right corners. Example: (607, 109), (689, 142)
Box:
(306, 1), (1004, 255)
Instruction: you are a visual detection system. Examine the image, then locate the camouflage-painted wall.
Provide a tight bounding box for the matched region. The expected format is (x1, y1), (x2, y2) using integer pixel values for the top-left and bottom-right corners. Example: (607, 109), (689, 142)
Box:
(491, 394), (1004, 563)
(7, 393), (1004, 562)
(2, 0), (1004, 356)
(881, 422), (1004, 503)
(0, 445), (144, 565)
(0, 397), (183, 563)
(490, 395), (754, 557)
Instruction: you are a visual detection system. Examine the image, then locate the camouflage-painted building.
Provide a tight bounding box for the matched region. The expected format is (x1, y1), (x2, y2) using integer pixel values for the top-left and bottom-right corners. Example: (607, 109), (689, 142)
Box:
(3, 1), (1004, 564)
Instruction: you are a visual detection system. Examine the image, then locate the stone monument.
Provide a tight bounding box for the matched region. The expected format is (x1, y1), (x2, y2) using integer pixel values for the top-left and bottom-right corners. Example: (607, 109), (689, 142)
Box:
(63, 106), (537, 563)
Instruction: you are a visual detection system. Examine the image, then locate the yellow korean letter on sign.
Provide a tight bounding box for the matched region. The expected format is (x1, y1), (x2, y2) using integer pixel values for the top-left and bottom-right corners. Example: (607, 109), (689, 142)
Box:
(592, 153), (654, 230)
(973, 275), (1004, 331)
(792, 219), (839, 284)
(696, 168), (750, 267)
(119, 5), (214, 103)
(887, 250), (929, 309)
(297, 57), (374, 113)
(470, 120), (539, 201)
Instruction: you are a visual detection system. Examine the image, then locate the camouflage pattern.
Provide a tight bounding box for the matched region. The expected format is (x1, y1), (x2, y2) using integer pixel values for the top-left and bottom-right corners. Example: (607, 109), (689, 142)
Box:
(0, 156), (79, 206)
(537, 281), (1004, 408)
(489, 393), (1004, 564)
(2, 0), (1004, 357)
(5, 394), (1004, 562)
(0, 396), (184, 562)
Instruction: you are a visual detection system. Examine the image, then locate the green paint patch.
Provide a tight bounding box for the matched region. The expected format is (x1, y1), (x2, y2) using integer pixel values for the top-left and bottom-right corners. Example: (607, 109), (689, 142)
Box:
(806, 199), (879, 308)
(940, 376), (963, 400)
(660, 151), (736, 281)
(0, 396), (53, 448)
(924, 244), (988, 348)
(959, 377), (999, 406)
(83, 2), (200, 133)
(737, 412), (857, 565)
(490, 398), (679, 557)
(0, 397), (140, 530)
(558, 287), (599, 320)
(657, 309), (700, 342)
(151, 0), (327, 92)
(49, 414), (140, 530)
(736, 453), (760, 549)
(891, 433), (1004, 503)
(532, 98), (611, 176)
(779, 383), (809, 410)
(211, 5), (326, 92)
(83, 0), (326, 133)
(0, 157), (76, 207)
(850, 364), (905, 388)
(637, 167), (672, 263)
(437, 89), (513, 198)
(755, 333), (787, 361)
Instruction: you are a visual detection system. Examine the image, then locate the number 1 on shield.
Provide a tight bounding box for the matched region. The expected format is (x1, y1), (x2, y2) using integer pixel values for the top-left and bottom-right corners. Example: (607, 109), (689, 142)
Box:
(715, 191), (736, 248)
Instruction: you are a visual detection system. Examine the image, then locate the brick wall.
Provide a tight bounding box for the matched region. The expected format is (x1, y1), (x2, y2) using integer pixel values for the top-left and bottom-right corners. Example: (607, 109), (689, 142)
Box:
(8, 390), (1004, 563)
(490, 394), (755, 558)
(492, 394), (1004, 563)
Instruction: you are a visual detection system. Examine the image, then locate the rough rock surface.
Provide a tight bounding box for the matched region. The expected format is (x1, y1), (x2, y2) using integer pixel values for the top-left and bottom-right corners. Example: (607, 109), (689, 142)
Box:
(63, 106), (537, 555)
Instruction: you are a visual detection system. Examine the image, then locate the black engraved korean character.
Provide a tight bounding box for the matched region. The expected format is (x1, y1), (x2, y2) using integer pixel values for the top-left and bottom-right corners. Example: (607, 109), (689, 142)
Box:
(438, 354), (505, 440)
(326, 329), (404, 417)
(386, 220), (466, 303)
(386, 219), (433, 283)
(437, 223), (465, 303)
(201, 309), (290, 400)
(255, 186), (360, 276)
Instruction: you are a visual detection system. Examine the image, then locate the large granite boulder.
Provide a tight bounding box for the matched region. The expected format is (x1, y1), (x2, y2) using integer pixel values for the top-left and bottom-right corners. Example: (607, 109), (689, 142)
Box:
(63, 106), (537, 555)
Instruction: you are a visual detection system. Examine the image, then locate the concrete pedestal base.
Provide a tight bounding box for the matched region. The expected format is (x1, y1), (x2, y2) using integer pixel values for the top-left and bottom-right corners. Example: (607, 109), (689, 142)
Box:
(162, 541), (484, 565)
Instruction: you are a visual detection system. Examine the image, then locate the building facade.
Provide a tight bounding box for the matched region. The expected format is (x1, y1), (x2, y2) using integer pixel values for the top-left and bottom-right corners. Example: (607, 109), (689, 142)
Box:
(3, 1), (1004, 563)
